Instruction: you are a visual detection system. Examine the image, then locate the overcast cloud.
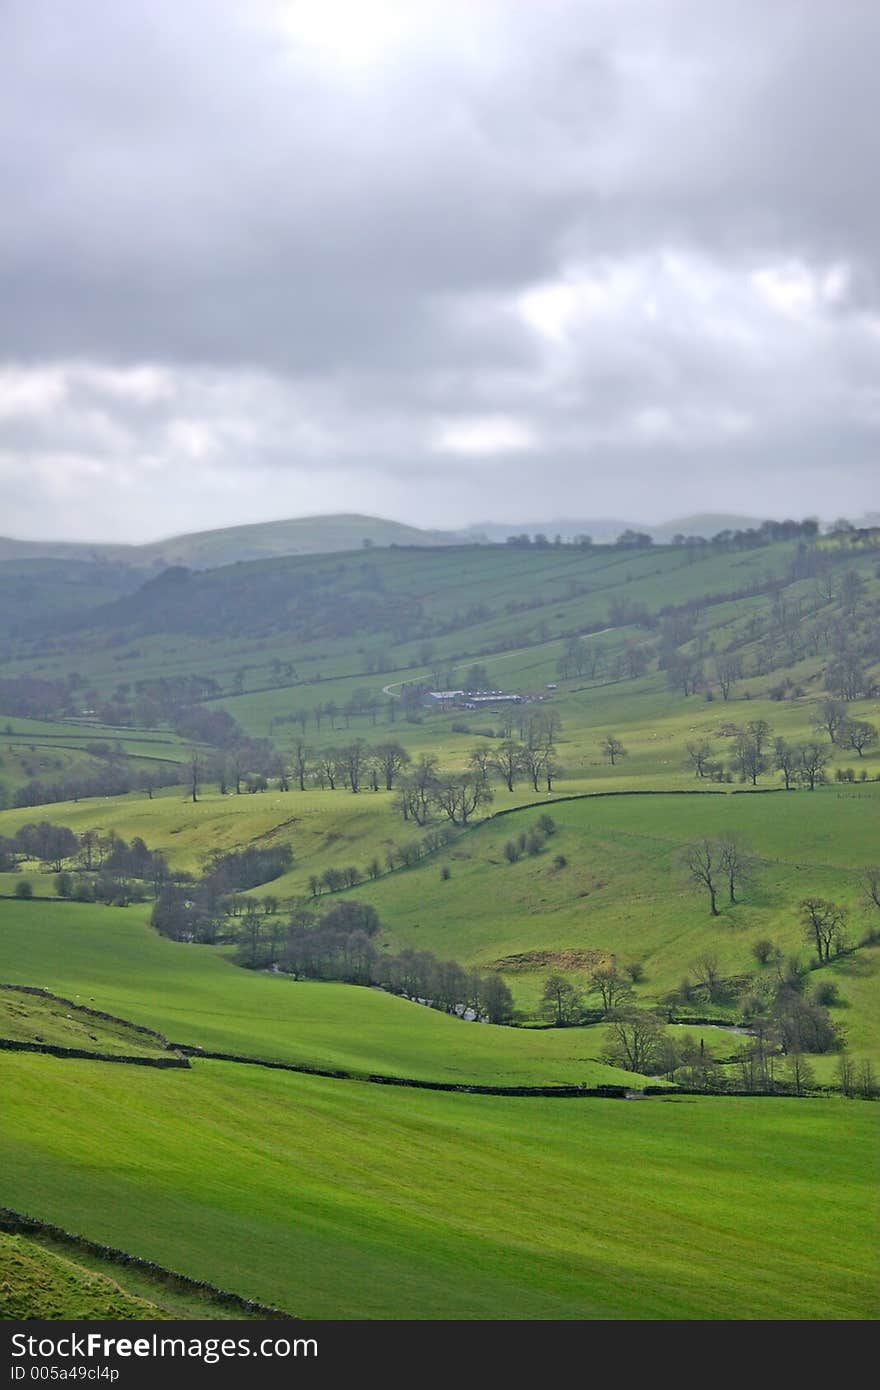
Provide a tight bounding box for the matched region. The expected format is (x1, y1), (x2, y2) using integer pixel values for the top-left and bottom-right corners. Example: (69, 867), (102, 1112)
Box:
(1, 0), (878, 541)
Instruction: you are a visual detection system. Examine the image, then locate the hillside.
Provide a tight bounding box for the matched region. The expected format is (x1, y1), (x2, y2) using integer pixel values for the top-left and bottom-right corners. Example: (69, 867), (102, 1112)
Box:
(1, 522), (878, 1321)
(0, 513), (464, 571)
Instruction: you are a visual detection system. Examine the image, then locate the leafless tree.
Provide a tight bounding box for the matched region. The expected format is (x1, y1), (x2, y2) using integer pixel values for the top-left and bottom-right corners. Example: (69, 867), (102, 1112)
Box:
(316, 749), (339, 791)
(714, 653), (742, 701)
(693, 952), (724, 1002)
(433, 772), (493, 826)
(291, 739), (310, 791)
(682, 838), (721, 915)
(589, 964), (633, 1015)
(395, 754), (440, 825)
(812, 697), (847, 744)
(491, 740), (523, 792)
(734, 720), (772, 785)
(338, 740), (370, 794)
(374, 741), (410, 790)
(685, 739), (715, 778)
(188, 749), (201, 804)
(840, 719), (877, 757)
(718, 834), (755, 904)
(467, 746), (493, 783)
(785, 1049), (816, 1097)
(601, 1011), (664, 1074)
(602, 735), (627, 766)
(539, 974), (582, 1026)
(797, 741), (831, 790)
(861, 866), (880, 915)
(774, 737), (798, 790)
(800, 898), (847, 964)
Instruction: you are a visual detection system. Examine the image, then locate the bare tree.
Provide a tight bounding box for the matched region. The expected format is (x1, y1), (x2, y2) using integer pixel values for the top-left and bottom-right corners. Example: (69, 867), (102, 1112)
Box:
(601, 1010), (664, 1074)
(685, 740), (715, 779)
(861, 866), (880, 916)
(339, 740), (370, 793)
(395, 754), (439, 825)
(812, 697), (847, 744)
(374, 741), (410, 790)
(718, 834), (755, 904)
(734, 720), (772, 785)
(520, 711), (560, 792)
(682, 838), (721, 915)
(433, 772), (493, 826)
(589, 964), (633, 1015)
(773, 737), (798, 790)
(785, 1050), (816, 1097)
(840, 719), (877, 757)
(539, 974), (582, 1026)
(666, 653), (703, 697)
(467, 750), (494, 783)
(692, 952), (724, 1003)
(492, 739), (524, 792)
(714, 653), (742, 701)
(188, 749), (201, 804)
(800, 898), (847, 964)
(602, 735), (627, 766)
(797, 741), (831, 790)
(826, 651), (866, 702)
(835, 1053), (857, 1097)
(316, 749), (339, 791)
(292, 739), (310, 791)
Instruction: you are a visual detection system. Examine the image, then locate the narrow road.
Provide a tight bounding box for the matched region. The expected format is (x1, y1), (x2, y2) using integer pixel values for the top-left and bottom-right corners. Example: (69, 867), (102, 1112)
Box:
(382, 630), (615, 697)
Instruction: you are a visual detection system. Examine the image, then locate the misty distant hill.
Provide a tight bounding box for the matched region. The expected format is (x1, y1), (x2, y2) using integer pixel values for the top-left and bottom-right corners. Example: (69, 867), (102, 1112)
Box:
(649, 513), (770, 542)
(2, 509), (869, 576)
(466, 513), (770, 544)
(464, 518), (636, 544)
(0, 514), (465, 570)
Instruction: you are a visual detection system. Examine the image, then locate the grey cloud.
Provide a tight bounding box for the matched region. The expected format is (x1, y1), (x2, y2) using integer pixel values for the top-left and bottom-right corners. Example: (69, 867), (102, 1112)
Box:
(0, 0), (878, 537)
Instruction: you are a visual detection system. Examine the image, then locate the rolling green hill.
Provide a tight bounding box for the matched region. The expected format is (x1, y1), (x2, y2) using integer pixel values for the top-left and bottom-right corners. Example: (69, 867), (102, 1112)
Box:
(1, 524), (878, 1319)
(0, 513), (463, 571)
(2, 1054), (876, 1319)
(0, 898), (643, 1088)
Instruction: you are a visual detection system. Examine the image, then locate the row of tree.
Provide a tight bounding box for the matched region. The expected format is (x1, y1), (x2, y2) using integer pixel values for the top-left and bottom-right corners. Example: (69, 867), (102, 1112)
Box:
(11, 761), (183, 809)
(227, 898), (517, 1024)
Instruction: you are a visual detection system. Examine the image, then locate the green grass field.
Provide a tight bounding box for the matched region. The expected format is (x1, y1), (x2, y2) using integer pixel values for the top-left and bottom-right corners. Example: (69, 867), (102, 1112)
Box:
(1, 533), (878, 1319)
(0, 986), (170, 1057)
(0, 898), (643, 1087)
(2, 1053), (876, 1319)
(343, 785), (880, 970)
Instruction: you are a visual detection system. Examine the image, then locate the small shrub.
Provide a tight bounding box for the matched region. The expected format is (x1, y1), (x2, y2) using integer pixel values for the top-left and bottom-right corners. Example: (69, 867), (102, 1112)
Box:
(54, 871), (73, 899)
(440, 865), (451, 881)
(14, 879), (33, 899)
(739, 991), (765, 1020)
(813, 980), (840, 1008)
(553, 853), (568, 870)
(752, 937), (779, 966)
(624, 960), (645, 983)
(503, 840), (520, 864)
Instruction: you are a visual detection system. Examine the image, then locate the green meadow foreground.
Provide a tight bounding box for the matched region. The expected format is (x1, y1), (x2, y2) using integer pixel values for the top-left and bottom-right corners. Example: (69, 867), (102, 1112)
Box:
(1, 1052), (876, 1320)
(0, 898), (642, 1087)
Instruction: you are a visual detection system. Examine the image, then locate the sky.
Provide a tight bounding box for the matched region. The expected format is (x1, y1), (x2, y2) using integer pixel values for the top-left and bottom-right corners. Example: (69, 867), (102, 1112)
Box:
(1, 0), (879, 542)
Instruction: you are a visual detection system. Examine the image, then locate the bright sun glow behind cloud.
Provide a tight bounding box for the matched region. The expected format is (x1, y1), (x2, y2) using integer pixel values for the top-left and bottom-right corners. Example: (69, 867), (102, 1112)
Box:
(273, 0), (430, 68)
(431, 415), (535, 456)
